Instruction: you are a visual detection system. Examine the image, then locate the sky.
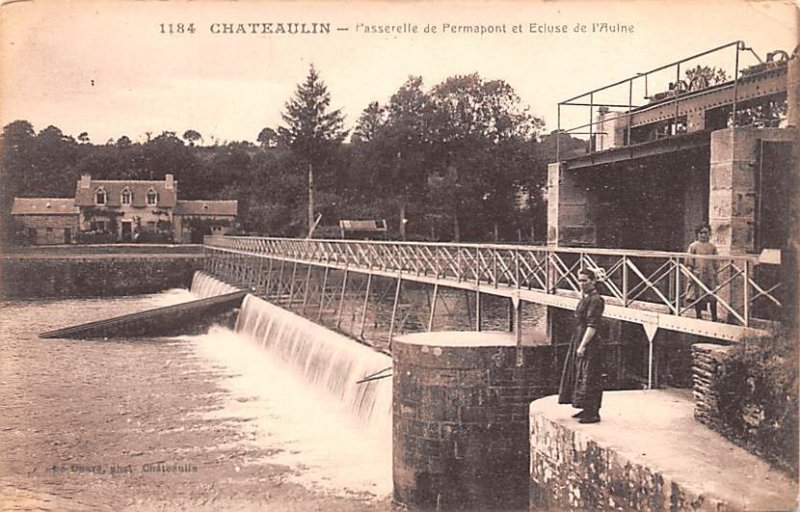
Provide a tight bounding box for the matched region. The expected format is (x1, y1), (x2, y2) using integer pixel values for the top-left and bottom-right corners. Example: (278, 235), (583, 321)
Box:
(0, 0), (797, 145)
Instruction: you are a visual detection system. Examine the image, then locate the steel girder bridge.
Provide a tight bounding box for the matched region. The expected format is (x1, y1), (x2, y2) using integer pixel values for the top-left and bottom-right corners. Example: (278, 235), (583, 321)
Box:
(203, 236), (784, 347)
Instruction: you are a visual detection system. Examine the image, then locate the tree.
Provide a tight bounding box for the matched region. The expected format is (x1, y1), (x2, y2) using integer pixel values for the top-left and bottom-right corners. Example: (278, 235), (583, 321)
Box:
(182, 129), (203, 146)
(352, 101), (386, 144)
(77, 132), (90, 144)
(278, 65), (347, 234)
(427, 74), (543, 241)
(256, 127), (281, 148)
(379, 76), (432, 239)
(0, 120), (37, 239)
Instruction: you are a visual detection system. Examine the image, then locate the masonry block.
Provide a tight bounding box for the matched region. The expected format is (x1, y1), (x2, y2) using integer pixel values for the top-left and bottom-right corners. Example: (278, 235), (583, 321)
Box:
(393, 331), (557, 510)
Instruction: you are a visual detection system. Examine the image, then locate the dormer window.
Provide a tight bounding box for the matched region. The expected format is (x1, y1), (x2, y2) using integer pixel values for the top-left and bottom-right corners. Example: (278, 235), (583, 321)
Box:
(95, 187), (107, 205)
(121, 188), (132, 205)
(146, 188), (158, 206)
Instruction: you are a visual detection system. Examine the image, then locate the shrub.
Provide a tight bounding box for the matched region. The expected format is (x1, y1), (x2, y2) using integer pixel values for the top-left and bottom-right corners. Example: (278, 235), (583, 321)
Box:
(136, 231), (173, 244)
(76, 231), (116, 244)
(714, 329), (798, 477)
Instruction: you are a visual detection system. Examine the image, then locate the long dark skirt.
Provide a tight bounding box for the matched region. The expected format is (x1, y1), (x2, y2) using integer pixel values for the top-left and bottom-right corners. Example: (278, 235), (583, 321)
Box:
(558, 336), (603, 413)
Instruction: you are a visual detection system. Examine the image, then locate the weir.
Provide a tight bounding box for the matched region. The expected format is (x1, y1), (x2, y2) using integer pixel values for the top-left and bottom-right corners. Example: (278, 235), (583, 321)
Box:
(233, 293), (393, 443)
(191, 270), (242, 298)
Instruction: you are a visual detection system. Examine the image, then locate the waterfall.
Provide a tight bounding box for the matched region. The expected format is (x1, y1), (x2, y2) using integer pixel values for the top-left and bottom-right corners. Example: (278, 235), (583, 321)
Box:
(234, 294), (393, 442)
(189, 271), (241, 298)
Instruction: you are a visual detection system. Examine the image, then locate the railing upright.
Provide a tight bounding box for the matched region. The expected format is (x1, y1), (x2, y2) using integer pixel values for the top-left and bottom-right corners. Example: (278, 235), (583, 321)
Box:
(744, 261), (750, 327)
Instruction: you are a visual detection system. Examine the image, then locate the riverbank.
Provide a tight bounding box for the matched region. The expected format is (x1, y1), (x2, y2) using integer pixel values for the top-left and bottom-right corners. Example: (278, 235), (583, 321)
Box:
(0, 245), (205, 298)
(1, 244), (204, 256)
(0, 294), (393, 511)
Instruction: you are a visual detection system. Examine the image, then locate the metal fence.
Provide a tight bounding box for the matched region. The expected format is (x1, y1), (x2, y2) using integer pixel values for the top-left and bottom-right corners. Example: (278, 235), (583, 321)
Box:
(204, 236), (783, 329)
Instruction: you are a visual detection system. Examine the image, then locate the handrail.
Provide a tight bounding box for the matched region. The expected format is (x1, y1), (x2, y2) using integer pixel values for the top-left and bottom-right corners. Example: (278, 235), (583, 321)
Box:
(211, 235), (763, 263)
(204, 236), (784, 328)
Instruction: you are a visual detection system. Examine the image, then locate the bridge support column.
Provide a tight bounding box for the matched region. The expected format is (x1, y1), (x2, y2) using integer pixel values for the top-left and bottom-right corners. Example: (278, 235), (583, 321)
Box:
(547, 161), (596, 247)
(709, 127), (795, 323)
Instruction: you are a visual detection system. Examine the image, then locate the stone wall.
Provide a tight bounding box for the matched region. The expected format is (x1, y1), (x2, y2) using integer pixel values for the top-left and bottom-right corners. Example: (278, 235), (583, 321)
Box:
(393, 333), (557, 510)
(691, 343), (730, 428)
(529, 411), (717, 511)
(0, 255), (204, 298)
(692, 341), (798, 476)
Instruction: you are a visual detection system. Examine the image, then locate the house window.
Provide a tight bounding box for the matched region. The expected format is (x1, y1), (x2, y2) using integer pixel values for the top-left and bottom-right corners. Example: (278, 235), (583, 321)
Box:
(146, 189), (158, 206)
(95, 188), (107, 205)
(121, 188), (132, 205)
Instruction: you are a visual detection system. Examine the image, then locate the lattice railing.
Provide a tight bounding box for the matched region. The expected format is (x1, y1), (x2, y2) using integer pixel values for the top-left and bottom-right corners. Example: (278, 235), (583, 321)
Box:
(205, 236), (784, 327)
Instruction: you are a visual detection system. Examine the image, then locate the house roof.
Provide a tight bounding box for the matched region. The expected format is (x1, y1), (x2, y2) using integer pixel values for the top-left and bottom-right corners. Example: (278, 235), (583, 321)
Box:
(11, 198), (79, 216)
(75, 179), (177, 208)
(175, 200), (238, 217)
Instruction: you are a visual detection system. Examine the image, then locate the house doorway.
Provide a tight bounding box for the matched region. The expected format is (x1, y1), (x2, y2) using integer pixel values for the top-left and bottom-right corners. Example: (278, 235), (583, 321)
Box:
(121, 221), (132, 242)
(64, 228), (72, 244)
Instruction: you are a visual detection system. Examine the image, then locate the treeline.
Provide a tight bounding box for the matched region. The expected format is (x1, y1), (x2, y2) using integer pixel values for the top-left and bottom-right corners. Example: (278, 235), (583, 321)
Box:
(0, 66), (586, 243)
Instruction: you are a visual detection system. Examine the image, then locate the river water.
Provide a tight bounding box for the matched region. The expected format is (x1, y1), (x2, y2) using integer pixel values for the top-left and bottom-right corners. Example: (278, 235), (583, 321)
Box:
(0, 275), (393, 508)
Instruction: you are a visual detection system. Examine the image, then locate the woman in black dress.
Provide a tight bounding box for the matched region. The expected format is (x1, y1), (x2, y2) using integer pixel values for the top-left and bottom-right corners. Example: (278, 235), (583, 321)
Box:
(558, 268), (605, 424)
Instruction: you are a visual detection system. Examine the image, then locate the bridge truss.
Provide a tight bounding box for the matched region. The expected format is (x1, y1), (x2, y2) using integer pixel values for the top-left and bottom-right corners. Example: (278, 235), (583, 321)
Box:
(204, 236), (783, 344)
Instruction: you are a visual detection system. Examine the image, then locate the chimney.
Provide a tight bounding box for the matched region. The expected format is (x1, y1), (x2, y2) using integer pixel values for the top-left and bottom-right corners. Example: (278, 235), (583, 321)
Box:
(79, 174), (91, 188)
(165, 174), (174, 190)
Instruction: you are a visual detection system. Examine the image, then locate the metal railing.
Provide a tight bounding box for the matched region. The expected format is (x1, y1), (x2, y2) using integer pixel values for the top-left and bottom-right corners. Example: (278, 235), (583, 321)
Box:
(204, 236), (784, 329)
(556, 41), (790, 160)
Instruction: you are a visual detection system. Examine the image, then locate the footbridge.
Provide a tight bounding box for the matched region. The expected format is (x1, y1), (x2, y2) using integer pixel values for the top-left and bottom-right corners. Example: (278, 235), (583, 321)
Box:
(203, 236), (784, 348)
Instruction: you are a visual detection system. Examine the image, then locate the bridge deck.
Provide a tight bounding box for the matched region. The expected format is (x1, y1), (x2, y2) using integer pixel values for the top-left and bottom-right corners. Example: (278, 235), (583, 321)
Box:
(203, 237), (784, 342)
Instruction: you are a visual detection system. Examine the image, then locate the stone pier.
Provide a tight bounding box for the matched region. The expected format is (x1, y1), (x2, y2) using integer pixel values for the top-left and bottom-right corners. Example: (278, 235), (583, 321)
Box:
(529, 390), (797, 511)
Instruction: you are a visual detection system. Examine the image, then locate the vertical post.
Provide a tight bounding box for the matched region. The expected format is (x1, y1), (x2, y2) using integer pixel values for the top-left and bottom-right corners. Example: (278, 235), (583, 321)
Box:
(674, 62), (681, 135)
(622, 255), (629, 306)
(556, 103), (561, 161)
(732, 42), (741, 127)
(545, 251), (551, 293)
(493, 250), (498, 288)
(464, 289), (473, 330)
(317, 266), (330, 321)
(507, 297), (514, 332)
(627, 78), (633, 146)
(301, 264), (313, 315)
(388, 275), (403, 344)
(457, 249), (463, 282)
(674, 257), (681, 315)
(648, 338), (654, 390)
(256, 256), (265, 294)
(287, 261), (299, 307)
(743, 260), (750, 327)
(263, 257), (274, 298)
(336, 268), (349, 329)
(515, 296), (523, 345)
(275, 259), (286, 301)
(475, 288), (482, 332)
(428, 282), (439, 332)
(360, 273), (373, 339)
(588, 92), (594, 153)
